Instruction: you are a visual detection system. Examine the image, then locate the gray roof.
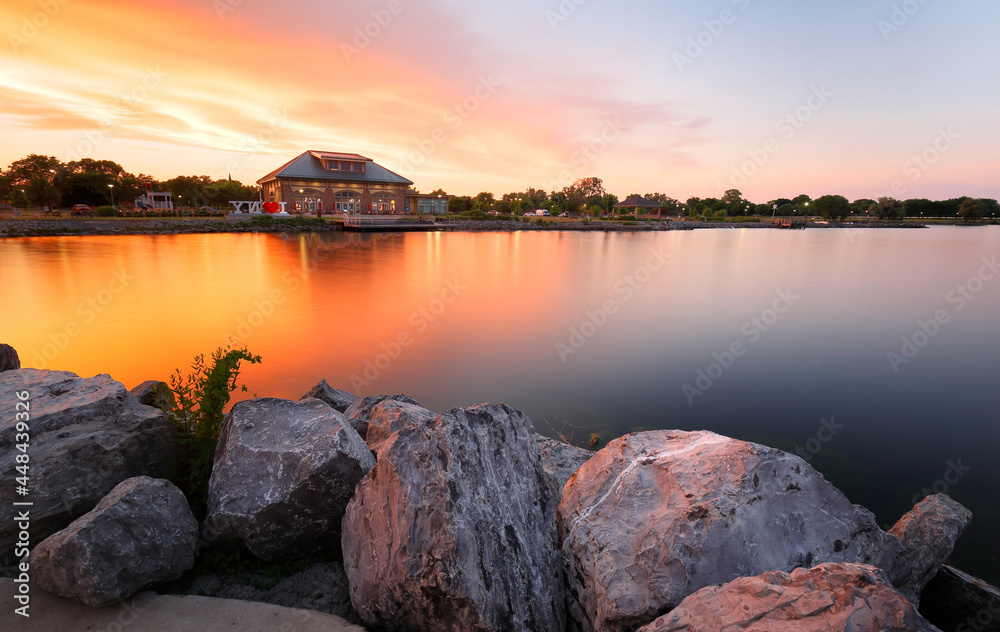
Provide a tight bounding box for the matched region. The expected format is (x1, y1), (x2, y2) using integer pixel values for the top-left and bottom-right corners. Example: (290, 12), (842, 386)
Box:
(258, 151), (413, 186)
(615, 195), (662, 208)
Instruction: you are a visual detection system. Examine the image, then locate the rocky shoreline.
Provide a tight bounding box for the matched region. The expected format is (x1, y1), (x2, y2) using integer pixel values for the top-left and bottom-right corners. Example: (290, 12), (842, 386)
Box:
(2, 362), (997, 631)
(0, 216), (933, 238)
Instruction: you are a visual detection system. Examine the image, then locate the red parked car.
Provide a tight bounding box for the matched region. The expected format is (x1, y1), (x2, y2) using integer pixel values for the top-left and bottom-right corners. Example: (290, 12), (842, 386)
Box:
(72, 204), (93, 216)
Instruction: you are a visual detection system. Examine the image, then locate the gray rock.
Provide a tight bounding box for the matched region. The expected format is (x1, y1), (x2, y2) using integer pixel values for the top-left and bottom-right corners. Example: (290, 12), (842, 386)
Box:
(558, 430), (903, 632)
(31, 477), (198, 607)
(889, 494), (973, 605)
(206, 397), (375, 562)
(535, 433), (593, 507)
(920, 564), (1000, 632)
(0, 344), (19, 371)
(0, 369), (174, 559)
(365, 398), (437, 455)
(130, 379), (175, 412)
(264, 561), (361, 624)
(342, 393), (420, 439)
(637, 563), (941, 632)
(300, 379), (358, 413)
(178, 561), (361, 624)
(342, 403), (565, 632)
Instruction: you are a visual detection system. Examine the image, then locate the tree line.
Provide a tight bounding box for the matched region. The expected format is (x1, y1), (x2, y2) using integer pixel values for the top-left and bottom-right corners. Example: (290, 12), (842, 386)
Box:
(3, 153), (996, 221)
(445, 180), (998, 222)
(0, 154), (257, 210)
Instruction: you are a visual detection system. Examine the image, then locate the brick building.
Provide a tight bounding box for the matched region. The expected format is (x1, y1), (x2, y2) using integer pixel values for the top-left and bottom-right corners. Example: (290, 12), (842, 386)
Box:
(257, 151), (414, 215)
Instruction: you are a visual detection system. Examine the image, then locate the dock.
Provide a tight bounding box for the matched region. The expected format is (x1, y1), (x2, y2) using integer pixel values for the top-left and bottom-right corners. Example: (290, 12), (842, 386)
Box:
(340, 215), (442, 232)
(771, 219), (807, 229)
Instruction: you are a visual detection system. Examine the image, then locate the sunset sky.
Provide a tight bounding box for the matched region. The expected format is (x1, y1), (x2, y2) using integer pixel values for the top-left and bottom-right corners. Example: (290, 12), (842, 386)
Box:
(2, 0), (998, 201)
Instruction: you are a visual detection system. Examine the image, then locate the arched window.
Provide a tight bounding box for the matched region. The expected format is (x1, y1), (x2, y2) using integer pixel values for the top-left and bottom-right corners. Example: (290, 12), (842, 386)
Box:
(336, 190), (361, 213)
(372, 192), (395, 214)
(293, 188), (323, 213)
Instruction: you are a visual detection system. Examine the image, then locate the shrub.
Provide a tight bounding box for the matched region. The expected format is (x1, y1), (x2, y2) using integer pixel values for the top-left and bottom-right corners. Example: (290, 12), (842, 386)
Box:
(459, 210), (488, 220)
(94, 205), (115, 217)
(167, 345), (262, 520)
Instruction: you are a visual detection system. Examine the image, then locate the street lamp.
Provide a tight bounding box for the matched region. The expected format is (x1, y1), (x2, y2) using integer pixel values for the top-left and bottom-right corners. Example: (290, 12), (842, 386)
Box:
(108, 184), (115, 210)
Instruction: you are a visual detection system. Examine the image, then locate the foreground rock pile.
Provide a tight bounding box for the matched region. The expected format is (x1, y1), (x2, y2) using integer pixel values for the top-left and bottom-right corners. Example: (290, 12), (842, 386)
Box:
(0, 365), (992, 632)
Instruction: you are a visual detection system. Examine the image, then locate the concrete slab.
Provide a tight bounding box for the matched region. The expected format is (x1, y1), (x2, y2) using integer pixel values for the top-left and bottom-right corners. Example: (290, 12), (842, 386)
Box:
(1, 578), (366, 632)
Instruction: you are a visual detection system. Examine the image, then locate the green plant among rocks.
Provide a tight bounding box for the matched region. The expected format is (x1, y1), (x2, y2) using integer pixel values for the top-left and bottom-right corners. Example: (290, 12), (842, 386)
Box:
(167, 345), (261, 521)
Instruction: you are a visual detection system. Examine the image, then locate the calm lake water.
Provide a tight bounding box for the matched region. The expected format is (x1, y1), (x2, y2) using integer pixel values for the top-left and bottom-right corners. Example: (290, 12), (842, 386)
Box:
(2, 226), (998, 583)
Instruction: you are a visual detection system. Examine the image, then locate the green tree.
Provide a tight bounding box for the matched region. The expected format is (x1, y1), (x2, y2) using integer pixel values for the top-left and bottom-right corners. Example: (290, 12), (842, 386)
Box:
(472, 191), (495, 212)
(791, 194), (813, 216)
(0, 172), (12, 202)
(6, 154), (62, 207)
(876, 197), (905, 220)
(573, 177), (605, 199)
(721, 188), (745, 207)
(813, 195), (850, 220)
(522, 187), (548, 209)
(448, 196), (472, 214)
(66, 158), (126, 177)
(958, 198), (983, 222)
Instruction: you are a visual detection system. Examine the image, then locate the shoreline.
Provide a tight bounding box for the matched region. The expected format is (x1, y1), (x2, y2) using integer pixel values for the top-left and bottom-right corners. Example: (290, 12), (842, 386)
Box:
(0, 216), (956, 238)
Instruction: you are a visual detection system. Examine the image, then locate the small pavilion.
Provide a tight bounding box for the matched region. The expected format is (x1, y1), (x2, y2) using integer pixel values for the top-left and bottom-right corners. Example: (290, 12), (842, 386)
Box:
(614, 195), (666, 217)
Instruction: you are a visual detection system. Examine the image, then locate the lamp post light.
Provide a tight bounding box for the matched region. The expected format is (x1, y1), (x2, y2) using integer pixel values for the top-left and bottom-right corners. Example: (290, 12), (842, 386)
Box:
(108, 184), (115, 211)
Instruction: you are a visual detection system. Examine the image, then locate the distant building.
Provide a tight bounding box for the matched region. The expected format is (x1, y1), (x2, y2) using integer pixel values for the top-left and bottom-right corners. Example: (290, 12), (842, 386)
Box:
(614, 195), (666, 217)
(257, 150), (452, 215)
(135, 188), (173, 212)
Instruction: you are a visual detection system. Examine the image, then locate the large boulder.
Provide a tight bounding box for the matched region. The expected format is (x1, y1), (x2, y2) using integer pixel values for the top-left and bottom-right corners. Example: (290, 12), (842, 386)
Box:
(637, 563), (941, 632)
(300, 379), (358, 413)
(342, 403), (565, 632)
(206, 397), (375, 562)
(920, 565), (1000, 632)
(0, 369), (174, 558)
(558, 430), (902, 632)
(535, 433), (593, 506)
(31, 477), (198, 607)
(364, 398), (437, 455)
(0, 343), (19, 371)
(342, 393), (420, 439)
(130, 379), (175, 411)
(889, 494), (973, 605)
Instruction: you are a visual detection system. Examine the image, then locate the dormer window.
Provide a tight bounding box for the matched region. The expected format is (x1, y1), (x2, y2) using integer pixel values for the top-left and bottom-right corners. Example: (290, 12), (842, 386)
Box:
(326, 160), (365, 173)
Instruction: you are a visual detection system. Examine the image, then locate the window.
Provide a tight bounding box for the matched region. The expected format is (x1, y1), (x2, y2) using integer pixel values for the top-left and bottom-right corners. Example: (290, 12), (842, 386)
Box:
(336, 190), (361, 213)
(372, 193), (395, 213)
